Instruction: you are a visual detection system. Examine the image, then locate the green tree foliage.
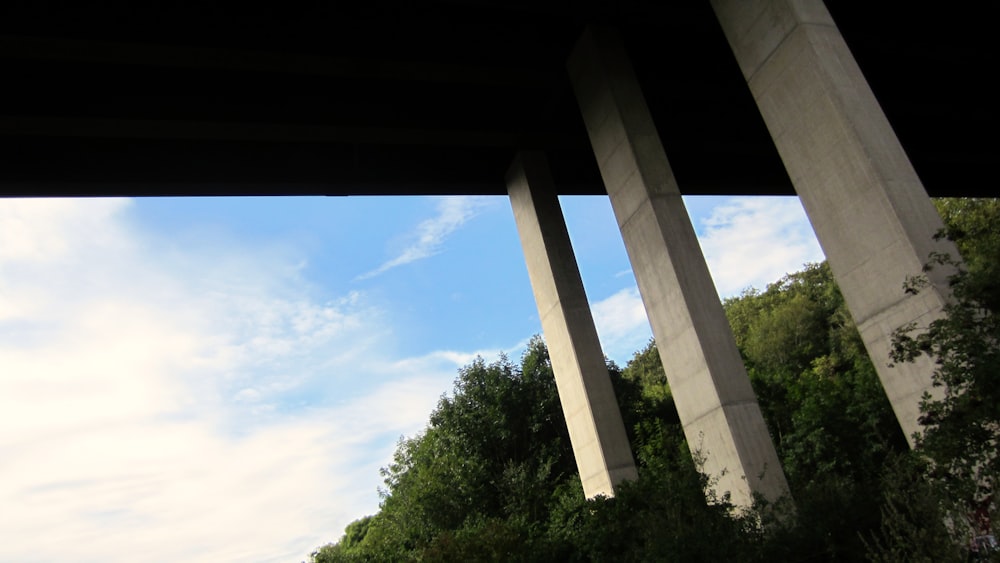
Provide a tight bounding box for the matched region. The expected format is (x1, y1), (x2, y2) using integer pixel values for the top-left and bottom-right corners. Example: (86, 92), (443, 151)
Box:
(863, 454), (965, 563)
(310, 516), (374, 562)
(934, 198), (1000, 303)
(311, 271), (915, 561)
(310, 198), (1000, 562)
(720, 263), (909, 560)
(544, 431), (759, 563)
(314, 337), (578, 561)
(877, 198), (1000, 556)
(311, 337), (767, 561)
(723, 263), (907, 491)
(619, 339), (670, 405)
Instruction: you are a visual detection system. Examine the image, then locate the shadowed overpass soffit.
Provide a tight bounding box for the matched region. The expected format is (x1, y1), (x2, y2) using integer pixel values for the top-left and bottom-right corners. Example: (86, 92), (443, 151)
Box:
(0, 1), (992, 197)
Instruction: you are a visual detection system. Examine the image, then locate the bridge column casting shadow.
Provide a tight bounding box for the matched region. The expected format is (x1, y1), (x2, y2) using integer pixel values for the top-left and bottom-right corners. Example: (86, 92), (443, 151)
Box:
(712, 0), (960, 444)
(567, 27), (791, 508)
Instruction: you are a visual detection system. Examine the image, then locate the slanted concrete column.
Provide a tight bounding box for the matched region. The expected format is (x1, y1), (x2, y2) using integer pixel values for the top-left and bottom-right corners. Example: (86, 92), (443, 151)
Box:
(567, 28), (790, 507)
(507, 150), (638, 499)
(711, 0), (958, 445)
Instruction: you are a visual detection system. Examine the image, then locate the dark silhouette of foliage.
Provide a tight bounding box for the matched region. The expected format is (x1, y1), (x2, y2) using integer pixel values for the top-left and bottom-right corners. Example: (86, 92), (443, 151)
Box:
(874, 198), (1000, 559)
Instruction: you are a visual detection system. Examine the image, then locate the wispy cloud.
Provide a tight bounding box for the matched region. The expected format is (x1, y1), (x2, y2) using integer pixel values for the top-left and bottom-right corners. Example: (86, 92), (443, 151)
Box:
(696, 197), (825, 297)
(355, 196), (489, 280)
(385, 337), (534, 378)
(591, 287), (651, 364)
(0, 195), (825, 560)
(0, 199), (472, 562)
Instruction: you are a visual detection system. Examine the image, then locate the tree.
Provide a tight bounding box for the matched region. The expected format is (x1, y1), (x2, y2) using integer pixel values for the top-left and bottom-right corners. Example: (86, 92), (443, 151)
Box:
(314, 337), (579, 560)
(722, 263), (907, 490)
(721, 263), (910, 560)
(885, 198), (1000, 549)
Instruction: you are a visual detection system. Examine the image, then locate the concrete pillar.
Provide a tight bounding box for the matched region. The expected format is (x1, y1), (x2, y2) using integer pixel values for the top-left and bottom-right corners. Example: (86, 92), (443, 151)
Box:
(567, 28), (790, 507)
(711, 0), (957, 445)
(507, 150), (638, 499)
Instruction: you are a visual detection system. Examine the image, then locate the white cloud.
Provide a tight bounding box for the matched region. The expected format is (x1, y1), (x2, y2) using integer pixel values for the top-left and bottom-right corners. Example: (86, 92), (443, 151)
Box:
(0, 195), (825, 560)
(0, 198), (133, 264)
(355, 196), (490, 280)
(696, 197), (825, 297)
(0, 199), (466, 562)
(0, 383), (448, 562)
(591, 287), (651, 364)
(384, 337), (534, 380)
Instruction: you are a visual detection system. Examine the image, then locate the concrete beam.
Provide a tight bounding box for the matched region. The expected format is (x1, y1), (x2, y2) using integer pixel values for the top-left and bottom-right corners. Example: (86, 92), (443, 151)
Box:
(507, 150), (638, 498)
(712, 0), (958, 444)
(567, 28), (790, 507)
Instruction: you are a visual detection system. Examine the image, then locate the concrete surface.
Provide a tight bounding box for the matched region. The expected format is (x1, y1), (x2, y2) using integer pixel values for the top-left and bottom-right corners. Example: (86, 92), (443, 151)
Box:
(712, 0), (959, 444)
(567, 27), (791, 507)
(507, 150), (638, 498)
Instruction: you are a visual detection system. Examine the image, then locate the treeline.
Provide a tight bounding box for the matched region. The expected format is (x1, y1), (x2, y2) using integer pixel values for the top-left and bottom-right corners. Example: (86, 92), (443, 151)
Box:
(311, 198), (999, 562)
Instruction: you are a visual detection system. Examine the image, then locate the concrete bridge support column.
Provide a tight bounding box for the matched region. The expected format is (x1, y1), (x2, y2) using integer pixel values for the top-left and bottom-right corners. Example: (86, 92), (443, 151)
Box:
(507, 150), (638, 499)
(711, 0), (959, 445)
(567, 28), (790, 507)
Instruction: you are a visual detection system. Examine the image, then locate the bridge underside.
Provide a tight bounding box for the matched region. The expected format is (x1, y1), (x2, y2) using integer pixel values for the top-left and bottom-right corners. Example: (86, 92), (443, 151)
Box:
(0, 1), (992, 198)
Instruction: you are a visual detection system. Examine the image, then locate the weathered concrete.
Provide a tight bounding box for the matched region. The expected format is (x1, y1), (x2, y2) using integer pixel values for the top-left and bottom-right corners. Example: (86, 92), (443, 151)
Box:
(567, 28), (790, 507)
(712, 0), (958, 445)
(507, 150), (638, 499)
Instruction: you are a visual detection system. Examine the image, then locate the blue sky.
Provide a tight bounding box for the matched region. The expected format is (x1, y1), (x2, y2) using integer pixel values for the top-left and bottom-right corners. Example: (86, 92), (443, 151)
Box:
(0, 195), (824, 561)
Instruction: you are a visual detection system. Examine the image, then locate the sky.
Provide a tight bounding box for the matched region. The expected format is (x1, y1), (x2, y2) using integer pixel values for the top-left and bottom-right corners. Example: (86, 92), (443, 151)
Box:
(0, 194), (824, 562)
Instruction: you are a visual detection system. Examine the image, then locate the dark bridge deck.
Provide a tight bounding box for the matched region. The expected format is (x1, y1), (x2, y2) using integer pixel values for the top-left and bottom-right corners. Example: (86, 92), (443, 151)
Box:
(0, 1), (992, 198)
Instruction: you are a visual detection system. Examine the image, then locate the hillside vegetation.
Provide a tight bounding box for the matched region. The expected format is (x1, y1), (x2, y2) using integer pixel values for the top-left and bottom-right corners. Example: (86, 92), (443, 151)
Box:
(311, 198), (999, 562)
